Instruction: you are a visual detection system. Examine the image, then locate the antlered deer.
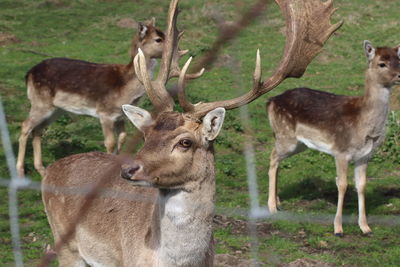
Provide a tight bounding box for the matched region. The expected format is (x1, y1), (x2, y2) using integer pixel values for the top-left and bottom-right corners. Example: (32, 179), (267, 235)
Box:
(16, 18), (166, 177)
(42, 0), (340, 265)
(267, 41), (400, 236)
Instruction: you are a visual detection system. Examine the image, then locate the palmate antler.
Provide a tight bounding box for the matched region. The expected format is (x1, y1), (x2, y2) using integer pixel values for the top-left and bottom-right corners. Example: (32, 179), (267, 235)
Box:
(177, 0), (343, 118)
(133, 0), (203, 114)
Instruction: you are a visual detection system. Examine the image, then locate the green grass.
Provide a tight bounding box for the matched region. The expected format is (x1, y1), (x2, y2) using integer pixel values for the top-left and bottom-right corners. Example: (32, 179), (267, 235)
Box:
(1, 0), (400, 266)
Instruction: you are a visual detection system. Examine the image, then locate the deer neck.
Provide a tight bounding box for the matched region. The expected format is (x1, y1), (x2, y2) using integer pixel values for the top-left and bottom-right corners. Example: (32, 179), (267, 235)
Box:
(359, 71), (392, 136)
(127, 47), (156, 79)
(152, 149), (215, 266)
(364, 70), (392, 105)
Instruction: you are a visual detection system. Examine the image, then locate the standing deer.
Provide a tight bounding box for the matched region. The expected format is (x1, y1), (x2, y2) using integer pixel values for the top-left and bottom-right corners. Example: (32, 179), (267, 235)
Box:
(267, 41), (400, 236)
(42, 0), (340, 265)
(16, 18), (166, 177)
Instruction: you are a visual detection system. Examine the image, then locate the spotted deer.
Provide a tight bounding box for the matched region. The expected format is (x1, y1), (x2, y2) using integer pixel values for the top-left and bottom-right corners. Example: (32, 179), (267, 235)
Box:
(16, 18), (166, 177)
(42, 0), (340, 265)
(267, 41), (400, 236)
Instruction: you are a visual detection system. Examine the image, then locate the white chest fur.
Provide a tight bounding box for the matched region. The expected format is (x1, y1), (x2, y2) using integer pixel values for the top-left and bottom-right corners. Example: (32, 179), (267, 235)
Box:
(157, 191), (212, 267)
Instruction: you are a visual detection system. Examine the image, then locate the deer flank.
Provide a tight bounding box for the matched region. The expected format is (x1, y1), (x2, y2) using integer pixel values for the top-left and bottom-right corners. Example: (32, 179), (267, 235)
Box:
(267, 41), (400, 235)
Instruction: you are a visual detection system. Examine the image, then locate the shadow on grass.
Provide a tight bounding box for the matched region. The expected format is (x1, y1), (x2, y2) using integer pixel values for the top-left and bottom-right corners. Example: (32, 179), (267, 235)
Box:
(279, 176), (400, 214)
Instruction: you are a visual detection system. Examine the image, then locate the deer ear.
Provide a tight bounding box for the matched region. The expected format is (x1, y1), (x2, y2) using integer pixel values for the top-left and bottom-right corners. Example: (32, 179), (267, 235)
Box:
(138, 22), (148, 39)
(397, 46), (400, 59)
(202, 108), (226, 141)
(122, 105), (153, 133)
(149, 17), (156, 26)
(364, 40), (375, 61)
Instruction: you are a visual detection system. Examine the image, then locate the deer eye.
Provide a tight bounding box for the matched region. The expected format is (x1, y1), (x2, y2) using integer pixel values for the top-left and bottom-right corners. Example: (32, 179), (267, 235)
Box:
(378, 63), (386, 68)
(155, 38), (163, 43)
(178, 139), (192, 148)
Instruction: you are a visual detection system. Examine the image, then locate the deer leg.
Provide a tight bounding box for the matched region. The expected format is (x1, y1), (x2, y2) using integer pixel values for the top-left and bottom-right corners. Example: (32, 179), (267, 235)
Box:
(334, 156), (349, 236)
(16, 119), (33, 177)
(354, 161), (372, 235)
(268, 140), (306, 213)
(268, 148), (280, 213)
(16, 107), (57, 177)
(32, 109), (62, 177)
(100, 116), (116, 153)
(32, 128), (46, 177)
(115, 119), (126, 154)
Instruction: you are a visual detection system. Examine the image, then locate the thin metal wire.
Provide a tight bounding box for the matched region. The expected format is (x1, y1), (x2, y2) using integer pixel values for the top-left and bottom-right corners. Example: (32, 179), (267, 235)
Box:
(0, 96), (25, 267)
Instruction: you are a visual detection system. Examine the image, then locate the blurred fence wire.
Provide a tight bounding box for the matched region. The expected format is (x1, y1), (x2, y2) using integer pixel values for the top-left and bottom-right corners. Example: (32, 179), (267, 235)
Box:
(1, 0), (400, 266)
(0, 96), (25, 267)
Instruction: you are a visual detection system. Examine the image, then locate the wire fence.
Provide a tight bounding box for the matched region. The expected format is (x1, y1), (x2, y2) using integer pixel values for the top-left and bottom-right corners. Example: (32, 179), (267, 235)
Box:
(1, 0), (400, 266)
(2, 95), (400, 266)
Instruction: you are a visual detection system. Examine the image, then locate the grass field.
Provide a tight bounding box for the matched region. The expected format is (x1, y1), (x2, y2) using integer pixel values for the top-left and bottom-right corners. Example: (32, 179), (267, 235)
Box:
(1, 0), (400, 266)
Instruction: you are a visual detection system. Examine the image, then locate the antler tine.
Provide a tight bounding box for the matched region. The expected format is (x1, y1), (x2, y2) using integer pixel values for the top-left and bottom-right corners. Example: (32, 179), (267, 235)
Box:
(253, 49), (262, 90)
(136, 49), (172, 112)
(169, 30), (205, 80)
(186, 0), (343, 118)
(157, 0), (179, 85)
(177, 57), (196, 112)
(133, 52), (144, 84)
(135, 0), (180, 112)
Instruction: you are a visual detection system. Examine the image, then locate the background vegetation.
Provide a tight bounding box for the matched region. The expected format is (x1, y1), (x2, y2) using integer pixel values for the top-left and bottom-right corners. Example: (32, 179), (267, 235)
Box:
(0, 0), (399, 266)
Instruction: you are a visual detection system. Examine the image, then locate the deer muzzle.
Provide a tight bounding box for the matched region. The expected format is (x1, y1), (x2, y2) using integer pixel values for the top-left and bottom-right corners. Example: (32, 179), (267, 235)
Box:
(121, 163), (142, 180)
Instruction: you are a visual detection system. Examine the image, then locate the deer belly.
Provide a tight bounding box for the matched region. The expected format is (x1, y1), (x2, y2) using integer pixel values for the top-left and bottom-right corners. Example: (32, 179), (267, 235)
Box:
(297, 136), (334, 155)
(296, 124), (334, 155)
(53, 92), (98, 117)
(61, 106), (98, 117)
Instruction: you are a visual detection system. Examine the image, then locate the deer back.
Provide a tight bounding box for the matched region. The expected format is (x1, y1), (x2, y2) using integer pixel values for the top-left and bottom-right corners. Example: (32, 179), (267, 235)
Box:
(267, 42), (400, 158)
(26, 20), (165, 114)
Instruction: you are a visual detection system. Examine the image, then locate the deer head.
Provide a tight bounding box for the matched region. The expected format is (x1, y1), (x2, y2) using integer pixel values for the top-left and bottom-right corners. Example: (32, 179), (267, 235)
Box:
(121, 105), (225, 190)
(121, 0), (342, 189)
(131, 18), (165, 59)
(364, 40), (400, 88)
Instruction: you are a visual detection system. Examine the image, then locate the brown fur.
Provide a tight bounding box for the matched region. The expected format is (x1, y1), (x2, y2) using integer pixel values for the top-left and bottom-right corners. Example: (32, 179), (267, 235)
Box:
(16, 21), (165, 177)
(27, 58), (130, 100)
(268, 87), (364, 151)
(42, 109), (224, 266)
(266, 44), (400, 235)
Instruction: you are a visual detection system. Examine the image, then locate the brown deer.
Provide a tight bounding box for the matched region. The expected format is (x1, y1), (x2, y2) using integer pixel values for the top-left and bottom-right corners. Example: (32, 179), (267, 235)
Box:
(267, 41), (400, 236)
(42, 0), (340, 265)
(16, 18), (166, 177)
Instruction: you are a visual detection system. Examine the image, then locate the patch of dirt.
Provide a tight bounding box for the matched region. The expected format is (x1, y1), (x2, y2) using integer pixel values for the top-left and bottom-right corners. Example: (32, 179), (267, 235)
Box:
(116, 18), (137, 29)
(212, 214), (344, 265)
(0, 32), (19, 46)
(214, 254), (254, 267)
(280, 258), (334, 267)
(214, 214), (274, 237)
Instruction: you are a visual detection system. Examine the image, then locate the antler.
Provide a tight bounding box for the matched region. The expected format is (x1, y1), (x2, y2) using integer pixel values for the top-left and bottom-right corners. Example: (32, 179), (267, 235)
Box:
(134, 0), (203, 114)
(178, 0), (343, 118)
(169, 32), (205, 79)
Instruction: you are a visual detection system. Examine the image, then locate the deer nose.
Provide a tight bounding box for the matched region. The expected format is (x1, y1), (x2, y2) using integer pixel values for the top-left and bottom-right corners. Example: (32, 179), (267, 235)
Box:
(121, 163), (141, 180)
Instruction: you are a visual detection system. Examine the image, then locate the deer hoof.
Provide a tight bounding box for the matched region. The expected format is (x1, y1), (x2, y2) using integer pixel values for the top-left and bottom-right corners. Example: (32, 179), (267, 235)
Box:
(334, 232), (344, 237)
(363, 231), (373, 237)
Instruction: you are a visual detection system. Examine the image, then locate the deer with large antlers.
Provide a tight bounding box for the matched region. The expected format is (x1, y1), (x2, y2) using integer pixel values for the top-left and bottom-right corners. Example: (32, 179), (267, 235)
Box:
(16, 18), (166, 177)
(267, 41), (400, 236)
(42, 0), (340, 265)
